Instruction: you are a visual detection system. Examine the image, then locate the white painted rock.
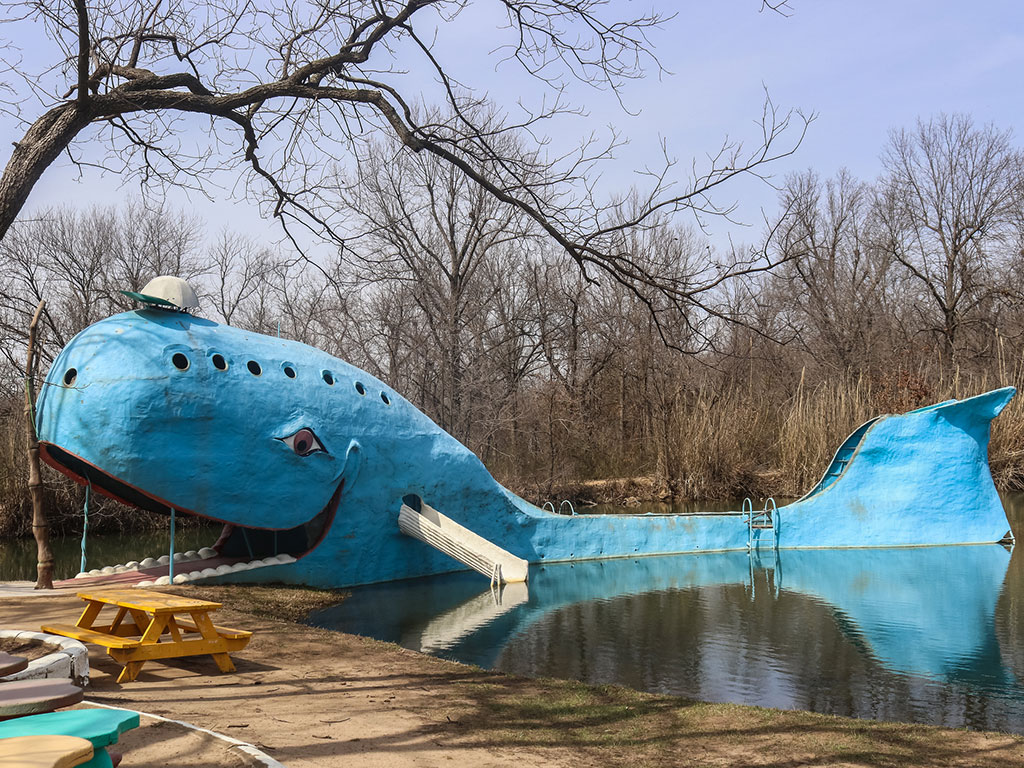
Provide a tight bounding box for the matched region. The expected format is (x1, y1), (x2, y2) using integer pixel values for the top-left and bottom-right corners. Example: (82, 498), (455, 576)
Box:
(137, 580), (155, 587)
(172, 552), (187, 562)
(214, 564), (233, 575)
(184, 551), (199, 561)
(139, 558), (158, 569)
(198, 547), (217, 559)
(153, 576), (171, 586)
(100, 566), (115, 575)
(199, 568), (218, 578)
(87, 569), (101, 577)
(157, 555), (170, 566)
(74, 572), (89, 579)
(124, 561), (139, 570)
(172, 573), (192, 584)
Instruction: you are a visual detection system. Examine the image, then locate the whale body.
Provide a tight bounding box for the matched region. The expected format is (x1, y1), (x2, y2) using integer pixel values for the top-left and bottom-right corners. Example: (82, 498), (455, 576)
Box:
(35, 309), (1016, 588)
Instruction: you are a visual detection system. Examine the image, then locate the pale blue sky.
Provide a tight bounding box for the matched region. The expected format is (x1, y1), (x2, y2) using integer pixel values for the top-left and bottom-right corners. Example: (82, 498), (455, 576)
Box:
(8, 1), (1024, 251)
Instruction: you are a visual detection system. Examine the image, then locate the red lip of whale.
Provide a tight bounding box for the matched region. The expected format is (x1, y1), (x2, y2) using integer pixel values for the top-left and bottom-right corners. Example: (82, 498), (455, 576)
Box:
(40, 441), (343, 587)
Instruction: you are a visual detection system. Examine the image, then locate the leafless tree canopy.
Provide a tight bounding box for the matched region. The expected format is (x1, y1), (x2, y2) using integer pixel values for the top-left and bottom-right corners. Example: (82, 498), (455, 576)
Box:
(1, 0), (807, 325)
(2, 113), (1024, 542)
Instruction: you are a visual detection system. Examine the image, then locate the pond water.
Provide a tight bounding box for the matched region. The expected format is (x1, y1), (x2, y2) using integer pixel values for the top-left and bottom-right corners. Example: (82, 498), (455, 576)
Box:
(307, 496), (1024, 733)
(0, 525), (217, 582)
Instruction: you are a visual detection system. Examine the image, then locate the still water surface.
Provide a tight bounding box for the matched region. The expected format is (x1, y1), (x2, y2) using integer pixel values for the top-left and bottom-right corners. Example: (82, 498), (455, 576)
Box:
(308, 496), (1024, 732)
(0, 525), (217, 581)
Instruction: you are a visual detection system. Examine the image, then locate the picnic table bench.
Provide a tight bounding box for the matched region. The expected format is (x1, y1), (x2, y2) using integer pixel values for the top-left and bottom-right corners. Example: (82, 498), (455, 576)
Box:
(0, 679), (84, 720)
(0, 652), (28, 679)
(0, 734), (94, 768)
(42, 588), (251, 683)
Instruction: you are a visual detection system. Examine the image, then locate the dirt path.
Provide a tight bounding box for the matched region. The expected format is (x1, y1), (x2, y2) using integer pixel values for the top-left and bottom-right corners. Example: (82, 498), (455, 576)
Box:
(4, 587), (1024, 768)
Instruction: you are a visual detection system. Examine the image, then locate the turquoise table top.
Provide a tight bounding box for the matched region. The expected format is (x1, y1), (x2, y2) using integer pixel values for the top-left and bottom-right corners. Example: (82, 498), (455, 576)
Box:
(0, 707), (139, 745)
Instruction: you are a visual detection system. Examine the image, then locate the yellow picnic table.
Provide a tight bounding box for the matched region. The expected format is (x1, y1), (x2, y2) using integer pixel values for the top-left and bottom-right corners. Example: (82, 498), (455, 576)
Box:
(42, 588), (251, 683)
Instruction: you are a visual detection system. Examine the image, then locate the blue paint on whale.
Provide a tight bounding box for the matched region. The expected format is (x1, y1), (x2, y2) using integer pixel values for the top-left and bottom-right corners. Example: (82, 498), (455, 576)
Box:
(35, 309), (1016, 588)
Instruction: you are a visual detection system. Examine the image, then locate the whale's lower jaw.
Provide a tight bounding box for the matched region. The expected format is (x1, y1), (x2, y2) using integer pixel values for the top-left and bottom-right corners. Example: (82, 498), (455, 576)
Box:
(39, 442), (341, 587)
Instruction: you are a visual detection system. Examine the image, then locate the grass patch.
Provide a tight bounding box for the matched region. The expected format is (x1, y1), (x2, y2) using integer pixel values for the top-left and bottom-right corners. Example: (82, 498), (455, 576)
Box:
(162, 583), (348, 623)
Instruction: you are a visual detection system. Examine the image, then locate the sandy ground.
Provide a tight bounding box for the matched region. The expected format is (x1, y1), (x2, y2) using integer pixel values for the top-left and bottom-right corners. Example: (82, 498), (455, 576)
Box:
(1, 591), (573, 768)
(4, 588), (1024, 768)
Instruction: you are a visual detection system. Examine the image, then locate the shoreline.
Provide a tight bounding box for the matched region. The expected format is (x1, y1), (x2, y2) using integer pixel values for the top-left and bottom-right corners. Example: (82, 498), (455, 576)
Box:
(2, 584), (1023, 767)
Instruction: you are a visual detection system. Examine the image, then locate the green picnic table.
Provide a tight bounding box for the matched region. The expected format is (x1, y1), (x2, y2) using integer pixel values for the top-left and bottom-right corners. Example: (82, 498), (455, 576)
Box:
(0, 709), (139, 768)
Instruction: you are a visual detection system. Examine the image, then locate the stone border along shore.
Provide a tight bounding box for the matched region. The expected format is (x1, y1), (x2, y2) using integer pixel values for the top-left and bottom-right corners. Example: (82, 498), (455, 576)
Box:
(0, 629), (89, 685)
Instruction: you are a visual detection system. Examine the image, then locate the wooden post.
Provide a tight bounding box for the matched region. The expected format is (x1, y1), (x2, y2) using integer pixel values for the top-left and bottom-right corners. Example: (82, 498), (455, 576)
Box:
(24, 300), (54, 589)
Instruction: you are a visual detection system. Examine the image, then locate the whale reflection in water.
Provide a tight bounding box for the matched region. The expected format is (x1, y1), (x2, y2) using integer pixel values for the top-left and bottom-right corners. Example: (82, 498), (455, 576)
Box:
(309, 544), (1024, 733)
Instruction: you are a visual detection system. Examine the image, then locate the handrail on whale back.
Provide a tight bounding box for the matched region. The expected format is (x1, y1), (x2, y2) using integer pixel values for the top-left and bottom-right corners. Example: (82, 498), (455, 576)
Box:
(799, 417), (881, 501)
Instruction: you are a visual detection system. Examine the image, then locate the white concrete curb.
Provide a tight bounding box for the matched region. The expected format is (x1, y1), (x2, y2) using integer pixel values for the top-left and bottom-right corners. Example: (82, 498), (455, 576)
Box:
(0, 629), (89, 685)
(85, 701), (287, 767)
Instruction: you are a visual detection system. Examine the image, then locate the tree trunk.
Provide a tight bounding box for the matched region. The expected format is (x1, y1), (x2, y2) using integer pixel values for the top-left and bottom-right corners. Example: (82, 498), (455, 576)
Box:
(24, 300), (54, 589)
(0, 103), (91, 242)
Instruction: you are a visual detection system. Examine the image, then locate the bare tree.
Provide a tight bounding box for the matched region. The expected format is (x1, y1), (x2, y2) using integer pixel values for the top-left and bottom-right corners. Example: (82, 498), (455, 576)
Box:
(0, 0), (806, 314)
(773, 169), (899, 373)
(876, 114), (1024, 367)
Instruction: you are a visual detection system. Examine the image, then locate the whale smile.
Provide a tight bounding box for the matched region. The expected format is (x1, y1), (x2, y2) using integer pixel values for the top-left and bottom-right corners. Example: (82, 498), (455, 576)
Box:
(39, 442), (342, 586)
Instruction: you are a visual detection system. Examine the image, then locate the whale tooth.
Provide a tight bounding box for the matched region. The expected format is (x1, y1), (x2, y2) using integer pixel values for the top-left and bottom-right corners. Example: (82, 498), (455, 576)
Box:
(153, 576), (171, 586)
(125, 561), (139, 570)
(276, 554), (296, 564)
(113, 565), (130, 573)
(199, 568), (219, 578)
(100, 566), (116, 575)
(157, 555), (171, 566)
(137, 580), (155, 587)
(184, 550), (199, 561)
(230, 562), (252, 572)
(139, 557), (158, 569)
(74, 572), (89, 579)
(172, 553), (187, 562)
(172, 573), (192, 584)
(260, 557), (280, 567)
(198, 547), (217, 559)
(88, 569), (101, 576)
(214, 564), (233, 575)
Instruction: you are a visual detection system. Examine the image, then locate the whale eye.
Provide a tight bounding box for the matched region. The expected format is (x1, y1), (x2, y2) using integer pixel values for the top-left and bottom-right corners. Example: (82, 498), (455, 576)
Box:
(279, 428), (326, 457)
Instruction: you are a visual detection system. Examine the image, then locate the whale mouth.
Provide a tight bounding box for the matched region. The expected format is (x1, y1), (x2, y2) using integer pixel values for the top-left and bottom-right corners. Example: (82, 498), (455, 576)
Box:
(39, 443), (340, 588)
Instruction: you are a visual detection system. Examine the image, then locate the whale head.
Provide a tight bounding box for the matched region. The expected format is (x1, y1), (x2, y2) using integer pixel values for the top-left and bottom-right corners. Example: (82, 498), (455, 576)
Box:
(34, 309), (381, 563)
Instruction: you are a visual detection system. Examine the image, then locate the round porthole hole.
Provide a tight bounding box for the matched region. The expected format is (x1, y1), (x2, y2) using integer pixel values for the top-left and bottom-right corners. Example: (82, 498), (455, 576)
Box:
(354, 381), (365, 395)
(284, 366), (296, 379)
(247, 360), (262, 376)
(322, 370), (335, 386)
(172, 353), (190, 371)
(63, 368), (77, 386)
(212, 354), (227, 371)
(381, 392), (391, 405)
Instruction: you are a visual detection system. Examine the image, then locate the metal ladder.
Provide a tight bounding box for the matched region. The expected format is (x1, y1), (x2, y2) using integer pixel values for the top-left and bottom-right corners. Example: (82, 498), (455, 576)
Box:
(744, 497), (779, 553)
(744, 497), (782, 600)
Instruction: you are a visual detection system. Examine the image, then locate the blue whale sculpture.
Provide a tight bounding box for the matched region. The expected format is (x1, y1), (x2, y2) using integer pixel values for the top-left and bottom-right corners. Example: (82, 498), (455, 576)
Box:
(35, 308), (1016, 588)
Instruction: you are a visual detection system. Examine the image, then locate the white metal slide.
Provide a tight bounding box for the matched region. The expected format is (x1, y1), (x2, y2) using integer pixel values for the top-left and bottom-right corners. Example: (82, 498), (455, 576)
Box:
(398, 500), (529, 584)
